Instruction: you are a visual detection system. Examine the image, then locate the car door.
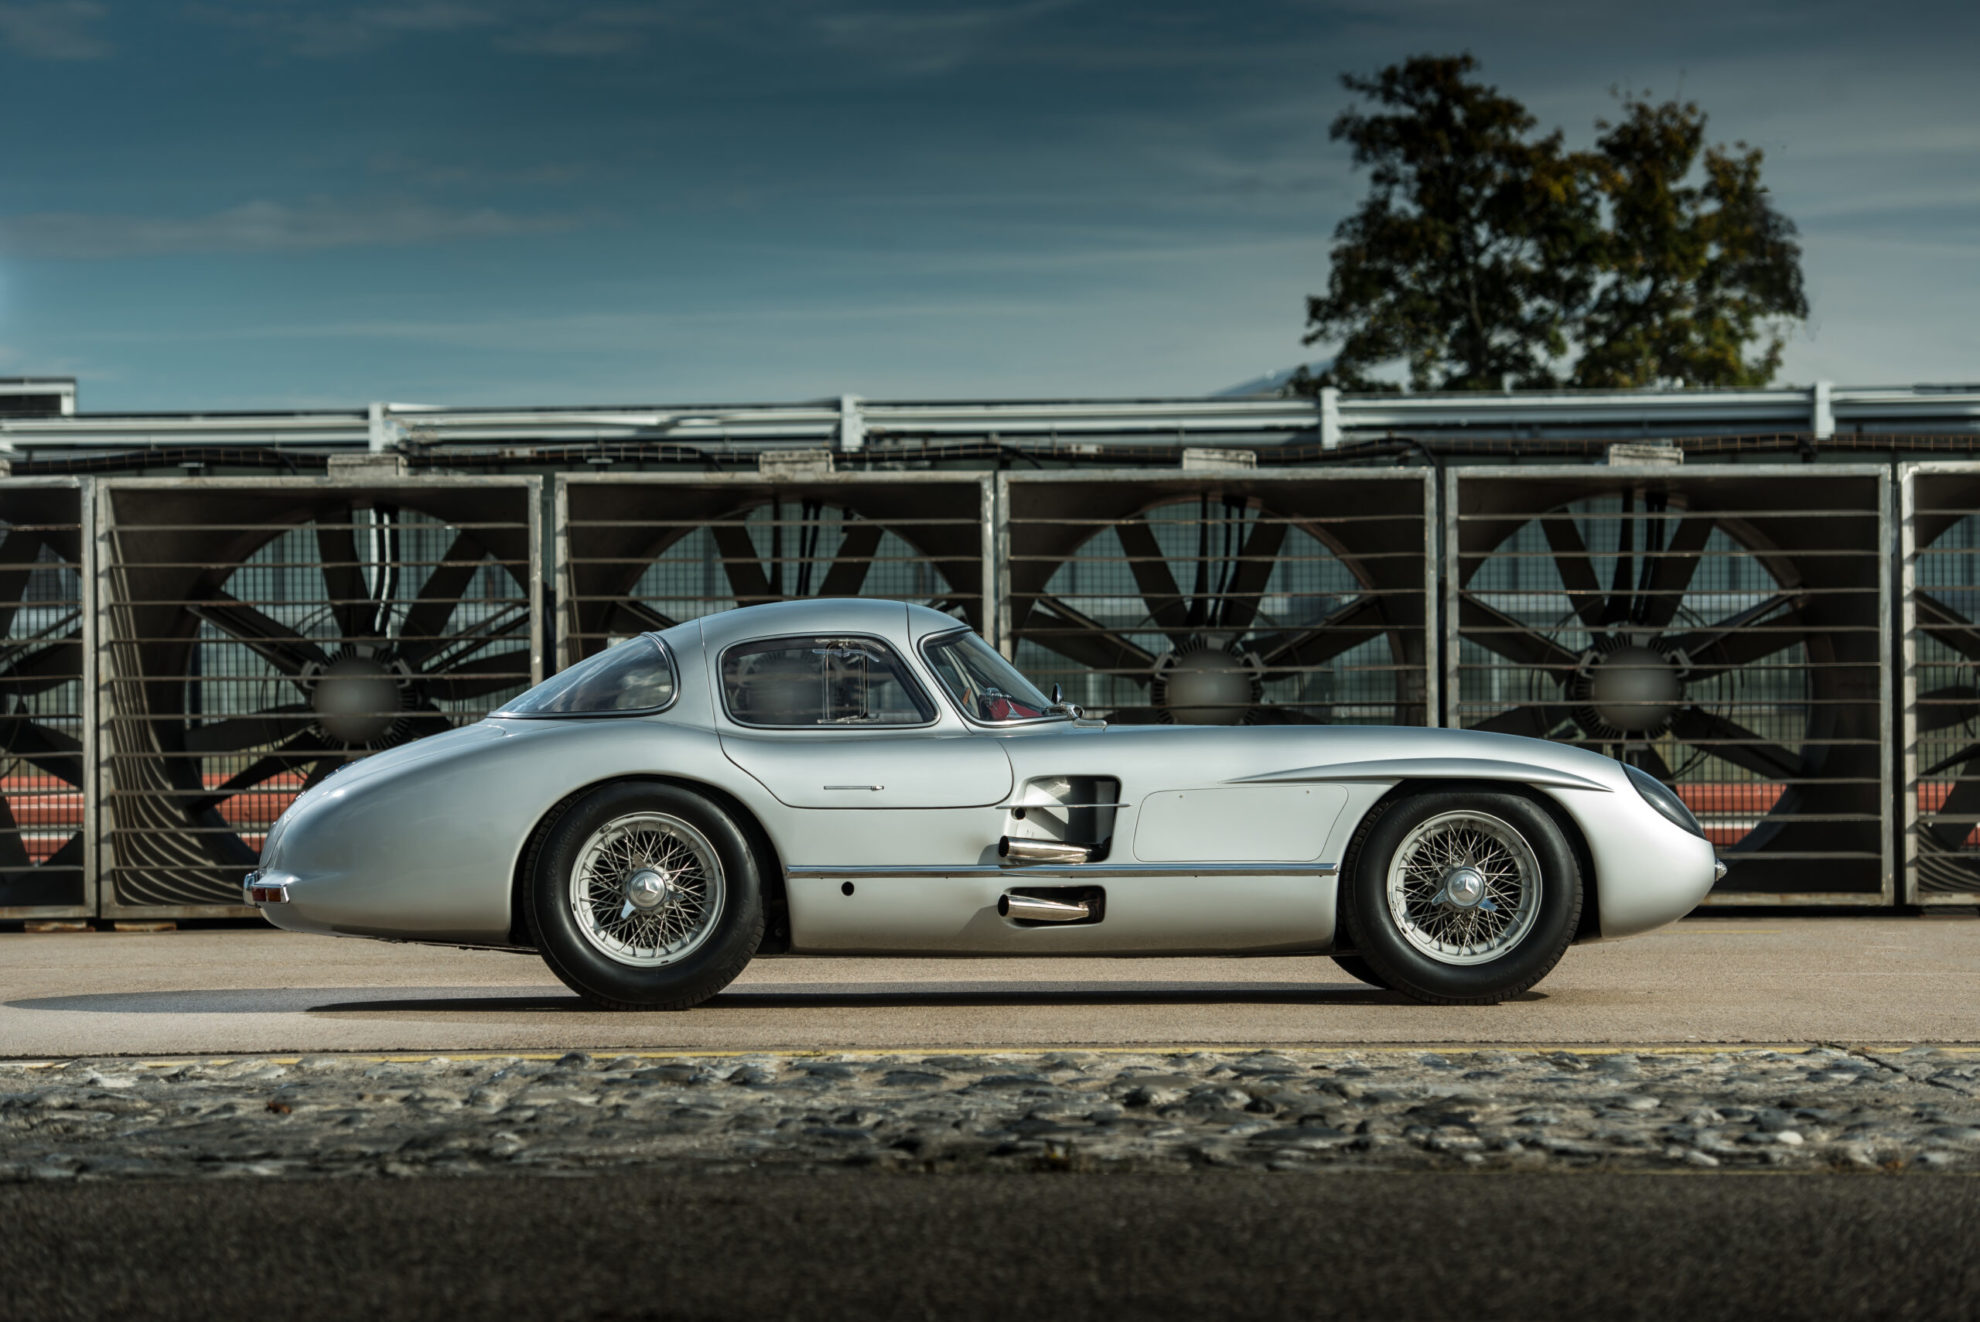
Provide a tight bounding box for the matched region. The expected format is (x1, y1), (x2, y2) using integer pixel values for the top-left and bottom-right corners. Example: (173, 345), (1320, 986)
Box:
(715, 632), (1012, 809)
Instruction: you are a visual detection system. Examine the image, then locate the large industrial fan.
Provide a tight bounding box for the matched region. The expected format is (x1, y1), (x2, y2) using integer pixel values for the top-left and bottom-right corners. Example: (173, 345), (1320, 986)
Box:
(557, 473), (990, 665)
(1003, 471), (1433, 726)
(1449, 465), (1889, 902)
(1901, 463), (1980, 902)
(0, 481), (87, 915)
(96, 478), (537, 914)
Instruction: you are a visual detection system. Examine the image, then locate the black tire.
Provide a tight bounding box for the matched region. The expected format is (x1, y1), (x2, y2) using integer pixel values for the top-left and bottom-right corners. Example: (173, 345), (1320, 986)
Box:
(1337, 789), (1581, 1006)
(526, 781), (764, 1010)
(1328, 953), (1392, 990)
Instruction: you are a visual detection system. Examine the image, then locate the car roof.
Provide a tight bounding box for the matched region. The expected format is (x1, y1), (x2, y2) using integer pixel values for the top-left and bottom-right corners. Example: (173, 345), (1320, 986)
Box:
(676, 598), (969, 653)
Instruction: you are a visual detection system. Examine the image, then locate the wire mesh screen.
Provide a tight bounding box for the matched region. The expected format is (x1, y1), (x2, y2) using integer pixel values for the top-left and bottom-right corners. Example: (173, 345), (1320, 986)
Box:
(1903, 467), (1980, 900)
(0, 483), (87, 915)
(97, 481), (536, 913)
(1449, 467), (1888, 902)
(558, 476), (989, 666)
(1003, 473), (1433, 726)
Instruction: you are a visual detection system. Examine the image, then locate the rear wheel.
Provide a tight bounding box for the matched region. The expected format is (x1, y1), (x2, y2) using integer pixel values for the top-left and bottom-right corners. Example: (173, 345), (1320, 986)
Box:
(1338, 790), (1580, 1006)
(527, 781), (763, 1010)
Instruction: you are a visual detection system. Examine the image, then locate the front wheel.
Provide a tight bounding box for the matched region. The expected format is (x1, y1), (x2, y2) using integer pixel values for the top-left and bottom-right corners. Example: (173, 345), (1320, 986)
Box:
(527, 781), (764, 1010)
(1338, 790), (1581, 1006)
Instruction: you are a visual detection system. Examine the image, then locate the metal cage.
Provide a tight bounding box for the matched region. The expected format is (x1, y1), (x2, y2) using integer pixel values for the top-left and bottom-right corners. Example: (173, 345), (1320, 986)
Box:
(1445, 464), (1891, 905)
(1899, 462), (1980, 903)
(554, 472), (994, 668)
(0, 479), (91, 919)
(999, 469), (1437, 727)
(94, 477), (541, 917)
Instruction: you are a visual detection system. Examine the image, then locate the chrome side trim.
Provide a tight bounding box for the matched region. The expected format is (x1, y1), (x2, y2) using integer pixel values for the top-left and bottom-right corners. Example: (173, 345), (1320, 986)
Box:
(1233, 757), (1613, 793)
(788, 862), (1339, 880)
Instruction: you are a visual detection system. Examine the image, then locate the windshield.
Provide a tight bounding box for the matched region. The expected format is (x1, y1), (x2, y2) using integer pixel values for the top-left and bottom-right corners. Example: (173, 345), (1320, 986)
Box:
(496, 635), (676, 717)
(921, 629), (1061, 723)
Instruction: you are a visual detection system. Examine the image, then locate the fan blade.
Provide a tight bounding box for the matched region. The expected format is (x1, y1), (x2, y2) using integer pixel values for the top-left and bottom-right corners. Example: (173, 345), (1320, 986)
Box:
(1115, 514), (1191, 645)
(187, 593), (328, 676)
(0, 715), (82, 787)
(609, 600), (679, 634)
(398, 531), (480, 649)
(0, 528), (49, 641)
(1259, 595), (1391, 674)
(711, 522), (776, 606)
(1914, 590), (1980, 662)
(0, 634), (81, 698)
(407, 605), (527, 672)
(1920, 739), (1980, 780)
(1917, 684), (1980, 734)
(1925, 755), (1980, 854)
(1669, 707), (1802, 780)
(184, 704), (313, 755)
(1101, 705), (1167, 725)
(817, 522), (884, 598)
(0, 792), (30, 869)
(1456, 592), (1580, 676)
(1639, 516), (1713, 632)
(1021, 594), (1156, 675)
(426, 650), (532, 702)
(1668, 592), (1805, 684)
(184, 731), (330, 817)
(1601, 491), (1636, 626)
(1217, 517), (1288, 632)
(1541, 515), (1606, 630)
(1471, 705), (1563, 739)
(317, 513), (370, 639)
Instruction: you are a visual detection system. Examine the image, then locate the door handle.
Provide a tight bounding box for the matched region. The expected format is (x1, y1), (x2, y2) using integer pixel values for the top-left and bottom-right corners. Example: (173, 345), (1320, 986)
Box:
(823, 784), (884, 791)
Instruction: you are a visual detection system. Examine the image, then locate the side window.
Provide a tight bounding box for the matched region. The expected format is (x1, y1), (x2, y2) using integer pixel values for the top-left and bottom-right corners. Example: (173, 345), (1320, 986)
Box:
(722, 636), (936, 728)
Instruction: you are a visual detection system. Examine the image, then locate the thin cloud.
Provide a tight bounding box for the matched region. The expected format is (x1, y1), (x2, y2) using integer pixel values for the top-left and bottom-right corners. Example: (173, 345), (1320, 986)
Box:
(0, 0), (109, 59)
(0, 199), (583, 258)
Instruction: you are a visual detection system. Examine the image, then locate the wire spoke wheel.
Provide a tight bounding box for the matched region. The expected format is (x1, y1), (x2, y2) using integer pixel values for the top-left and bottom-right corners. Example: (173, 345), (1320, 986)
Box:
(568, 811), (726, 967)
(1384, 810), (1542, 966)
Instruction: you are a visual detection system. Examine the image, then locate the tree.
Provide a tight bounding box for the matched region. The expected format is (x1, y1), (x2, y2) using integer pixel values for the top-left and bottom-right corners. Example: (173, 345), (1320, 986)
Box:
(1573, 96), (1807, 387)
(1296, 56), (1808, 393)
(1297, 54), (1597, 393)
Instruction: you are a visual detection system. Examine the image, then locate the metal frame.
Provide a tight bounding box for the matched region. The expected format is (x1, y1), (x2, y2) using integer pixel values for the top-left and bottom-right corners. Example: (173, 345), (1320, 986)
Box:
(9, 384), (1980, 458)
(998, 467), (1441, 729)
(0, 477), (92, 920)
(1897, 461), (1980, 905)
(93, 474), (541, 920)
(552, 471), (998, 670)
(1444, 463), (1893, 908)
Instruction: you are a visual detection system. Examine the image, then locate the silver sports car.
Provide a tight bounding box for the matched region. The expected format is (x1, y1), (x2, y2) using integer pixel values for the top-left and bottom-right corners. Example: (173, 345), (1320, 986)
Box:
(247, 599), (1722, 1007)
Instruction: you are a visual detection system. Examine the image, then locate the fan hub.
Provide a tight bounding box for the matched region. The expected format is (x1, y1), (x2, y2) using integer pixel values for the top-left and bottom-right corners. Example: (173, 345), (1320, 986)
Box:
(1156, 645), (1260, 725)
(1585, 645), (1683, 733)
(311, 655), (403, 744)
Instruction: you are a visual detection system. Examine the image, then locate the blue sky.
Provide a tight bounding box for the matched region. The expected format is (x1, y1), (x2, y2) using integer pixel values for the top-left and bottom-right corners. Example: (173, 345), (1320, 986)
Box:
(1, 0), (1975, 410)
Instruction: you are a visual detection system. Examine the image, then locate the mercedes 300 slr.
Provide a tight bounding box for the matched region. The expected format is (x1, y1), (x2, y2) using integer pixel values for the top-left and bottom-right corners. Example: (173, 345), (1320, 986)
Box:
(246, 598), (1722, 1007)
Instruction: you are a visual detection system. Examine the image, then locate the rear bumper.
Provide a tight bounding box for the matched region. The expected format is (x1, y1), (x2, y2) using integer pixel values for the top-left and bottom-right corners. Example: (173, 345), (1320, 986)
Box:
(243, 870), (289, 905)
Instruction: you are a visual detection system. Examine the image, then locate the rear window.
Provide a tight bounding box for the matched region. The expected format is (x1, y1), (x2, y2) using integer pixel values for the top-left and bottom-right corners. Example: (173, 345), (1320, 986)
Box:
(497, 636), (676, 717)
(722, 635), (934, 727)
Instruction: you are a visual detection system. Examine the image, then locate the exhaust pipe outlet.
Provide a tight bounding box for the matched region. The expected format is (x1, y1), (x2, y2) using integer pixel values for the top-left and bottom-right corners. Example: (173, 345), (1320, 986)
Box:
(999, 892), (1091, 923)
(999, 836), (1092, 865)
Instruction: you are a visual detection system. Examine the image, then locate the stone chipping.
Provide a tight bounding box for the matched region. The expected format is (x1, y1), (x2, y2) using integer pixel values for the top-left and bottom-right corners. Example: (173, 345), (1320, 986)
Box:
(3, 1046), (1978, 1180)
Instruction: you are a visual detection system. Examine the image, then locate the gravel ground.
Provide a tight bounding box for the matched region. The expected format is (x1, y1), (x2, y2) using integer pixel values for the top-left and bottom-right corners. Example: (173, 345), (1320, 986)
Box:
(5, 1045), (1980, 1180)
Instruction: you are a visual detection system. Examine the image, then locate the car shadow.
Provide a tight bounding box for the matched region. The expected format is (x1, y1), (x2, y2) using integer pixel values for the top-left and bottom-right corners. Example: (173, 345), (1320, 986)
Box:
(8, 983), (1544, 1016)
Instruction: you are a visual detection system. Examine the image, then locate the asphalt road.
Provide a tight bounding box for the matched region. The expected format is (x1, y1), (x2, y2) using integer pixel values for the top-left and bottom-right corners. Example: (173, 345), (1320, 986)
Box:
(4, 1171), (1977, 1321)
(2, 915), (1976, 1055)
